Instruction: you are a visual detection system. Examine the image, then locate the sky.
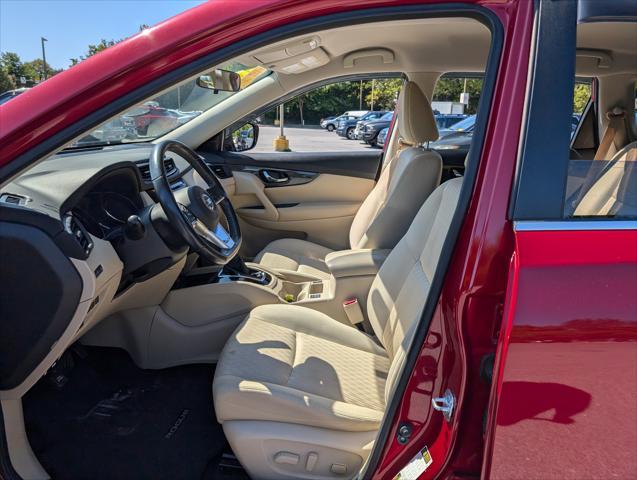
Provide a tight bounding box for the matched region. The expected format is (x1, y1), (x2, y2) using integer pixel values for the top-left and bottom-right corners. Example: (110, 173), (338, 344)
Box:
(0, 0), (205, 69)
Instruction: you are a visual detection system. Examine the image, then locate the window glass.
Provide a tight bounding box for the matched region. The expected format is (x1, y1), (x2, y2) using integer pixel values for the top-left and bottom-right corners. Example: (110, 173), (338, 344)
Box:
(429, 74), (482, 153)
(564, 79), (636, 219)
(71, 63), (270, 148)
(250, 78), (400, 153)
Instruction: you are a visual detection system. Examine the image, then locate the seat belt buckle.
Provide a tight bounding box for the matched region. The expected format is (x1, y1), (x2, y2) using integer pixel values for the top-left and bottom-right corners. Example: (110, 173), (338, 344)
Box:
(343, 298), (364, 325)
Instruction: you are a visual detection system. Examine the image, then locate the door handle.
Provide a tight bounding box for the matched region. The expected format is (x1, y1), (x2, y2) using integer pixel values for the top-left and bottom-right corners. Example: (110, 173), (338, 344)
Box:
(261, 169), (289, 184)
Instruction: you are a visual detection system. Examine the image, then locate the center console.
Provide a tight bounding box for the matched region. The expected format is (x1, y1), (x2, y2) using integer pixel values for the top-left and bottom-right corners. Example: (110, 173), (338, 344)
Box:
(82, 248), (389, 369)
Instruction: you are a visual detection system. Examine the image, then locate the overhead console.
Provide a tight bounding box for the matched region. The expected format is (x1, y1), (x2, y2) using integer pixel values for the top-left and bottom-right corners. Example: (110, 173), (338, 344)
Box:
(242, 36), (330, 74)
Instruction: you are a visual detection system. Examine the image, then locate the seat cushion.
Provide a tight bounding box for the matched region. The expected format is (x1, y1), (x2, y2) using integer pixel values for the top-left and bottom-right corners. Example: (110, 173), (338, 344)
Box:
(213, 304), (390, 432)
(254, 238), (333, 279)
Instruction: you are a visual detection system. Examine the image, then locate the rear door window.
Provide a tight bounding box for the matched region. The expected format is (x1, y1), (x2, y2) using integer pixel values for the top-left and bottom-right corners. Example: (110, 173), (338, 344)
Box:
(513, 21), (637, 222)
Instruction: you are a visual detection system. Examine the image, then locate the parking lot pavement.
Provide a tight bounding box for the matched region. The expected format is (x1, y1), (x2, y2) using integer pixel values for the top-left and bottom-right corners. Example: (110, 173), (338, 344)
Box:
(252, 125), (379, 153)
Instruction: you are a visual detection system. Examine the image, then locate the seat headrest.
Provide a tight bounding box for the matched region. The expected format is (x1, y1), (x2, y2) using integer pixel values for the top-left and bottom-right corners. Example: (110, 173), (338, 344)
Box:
(398, 81), (439, 145)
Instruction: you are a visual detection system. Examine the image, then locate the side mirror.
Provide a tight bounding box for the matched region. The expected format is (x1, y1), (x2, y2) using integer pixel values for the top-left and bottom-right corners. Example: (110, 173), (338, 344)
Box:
(229, 122), (258, 152)
(196, 69), (241, 93)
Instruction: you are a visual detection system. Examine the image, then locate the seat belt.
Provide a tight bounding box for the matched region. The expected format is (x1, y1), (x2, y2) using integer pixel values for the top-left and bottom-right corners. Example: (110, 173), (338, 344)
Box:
(594, 107), (629, 160)
(343, 298), (365, 326)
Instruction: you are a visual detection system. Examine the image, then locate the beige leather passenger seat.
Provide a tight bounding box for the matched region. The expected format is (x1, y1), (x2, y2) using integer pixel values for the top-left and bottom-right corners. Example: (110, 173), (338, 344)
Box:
(213, 173), (464, 479)
(255, 81), (442, 278)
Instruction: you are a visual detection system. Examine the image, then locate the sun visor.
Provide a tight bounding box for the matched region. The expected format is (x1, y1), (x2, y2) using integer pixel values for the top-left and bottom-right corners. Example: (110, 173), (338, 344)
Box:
(267, 47), (330, 74)
(253, 36), (321, 64)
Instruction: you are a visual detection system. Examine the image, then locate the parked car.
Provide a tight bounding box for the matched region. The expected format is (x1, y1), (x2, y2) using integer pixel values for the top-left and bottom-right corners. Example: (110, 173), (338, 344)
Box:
(121, 102), (202, 137)
(376, 126), (389, 148)
(438, 113), (476, 138)
(74, 117), (134, 146)
(430, 129), (472, 154)
(319, 115), (338, 130)
(354, 111), (390, 139)
(359, 111), (394, 145)
(0, 88), (29, 106)
(329, 110), (372, 133)
(336, 110), (386, 139)
(435, 113), (467, 130)
(0, 2), (634, 480)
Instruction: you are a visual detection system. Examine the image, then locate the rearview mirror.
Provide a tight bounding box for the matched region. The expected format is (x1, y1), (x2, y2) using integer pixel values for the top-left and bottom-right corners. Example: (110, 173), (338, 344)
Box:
(196, 69), (241, 92)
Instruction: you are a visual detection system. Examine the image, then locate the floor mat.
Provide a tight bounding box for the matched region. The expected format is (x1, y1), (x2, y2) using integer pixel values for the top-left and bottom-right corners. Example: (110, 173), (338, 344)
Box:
(23, 347), (228, 480)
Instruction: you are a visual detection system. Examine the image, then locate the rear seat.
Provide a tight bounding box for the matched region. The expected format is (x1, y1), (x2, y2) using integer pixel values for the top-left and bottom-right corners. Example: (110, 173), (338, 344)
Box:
(574, 141), (637, 217)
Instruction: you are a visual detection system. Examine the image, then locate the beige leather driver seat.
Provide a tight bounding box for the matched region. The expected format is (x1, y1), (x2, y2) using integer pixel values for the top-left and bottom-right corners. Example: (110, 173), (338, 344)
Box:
(254, 81), (442, 278)
(213, 174), (463, 479)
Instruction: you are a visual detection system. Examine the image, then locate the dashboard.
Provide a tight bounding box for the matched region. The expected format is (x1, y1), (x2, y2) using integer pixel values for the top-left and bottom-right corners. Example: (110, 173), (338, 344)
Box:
(0, 143), (196, 394)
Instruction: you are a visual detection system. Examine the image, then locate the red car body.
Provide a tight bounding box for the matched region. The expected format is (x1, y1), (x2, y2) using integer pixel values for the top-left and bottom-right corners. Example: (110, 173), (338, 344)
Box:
(0, 1), (635, 479)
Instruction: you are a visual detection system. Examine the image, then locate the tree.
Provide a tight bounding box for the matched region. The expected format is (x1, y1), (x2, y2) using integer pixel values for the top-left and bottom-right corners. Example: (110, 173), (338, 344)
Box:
(573, 83), (591, 114)
(70, 39), (118, 65)
(0, 52), (25, 80)
(432, 77), (483, 114)
(23, 59), (60, 82)
(297, 94), (305, 125)
(0, 68), (16, 93)
(365, 79), (401, 110)
(1, 51), (61, 85)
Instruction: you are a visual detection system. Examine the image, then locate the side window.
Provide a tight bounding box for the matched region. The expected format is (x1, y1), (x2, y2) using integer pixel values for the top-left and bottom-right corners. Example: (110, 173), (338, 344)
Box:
(429, 74), (483, 161)
(513, 6), (637, 222)
(565, 79), (636, 218)
(249, 78), (401, 153)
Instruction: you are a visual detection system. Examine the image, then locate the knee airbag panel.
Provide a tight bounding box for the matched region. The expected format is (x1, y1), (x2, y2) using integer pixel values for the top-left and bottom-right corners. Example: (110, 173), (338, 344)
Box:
(0, 222), (81, 390)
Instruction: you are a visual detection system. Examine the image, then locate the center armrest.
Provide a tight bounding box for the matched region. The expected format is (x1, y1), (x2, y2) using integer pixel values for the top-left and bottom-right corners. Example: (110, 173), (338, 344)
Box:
(325, 249), (390, 278)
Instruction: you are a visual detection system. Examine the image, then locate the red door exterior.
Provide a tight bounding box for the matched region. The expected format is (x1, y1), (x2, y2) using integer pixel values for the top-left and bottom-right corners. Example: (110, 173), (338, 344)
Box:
(371, 0), (536, 476)
(484, 227), (637, 479)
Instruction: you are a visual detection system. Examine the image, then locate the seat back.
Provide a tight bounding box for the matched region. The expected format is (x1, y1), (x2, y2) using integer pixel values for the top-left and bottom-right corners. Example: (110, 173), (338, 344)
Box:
(349, 82), (442, 250)
(574, 141), (637, 217)
(365, 176), (463, 400)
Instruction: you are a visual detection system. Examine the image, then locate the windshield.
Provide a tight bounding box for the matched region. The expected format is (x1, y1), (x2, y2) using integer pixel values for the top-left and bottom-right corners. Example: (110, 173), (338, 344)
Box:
(70, 63), (270, 148)
(380, 111), (394, 121)
(448, 115), (476, 131)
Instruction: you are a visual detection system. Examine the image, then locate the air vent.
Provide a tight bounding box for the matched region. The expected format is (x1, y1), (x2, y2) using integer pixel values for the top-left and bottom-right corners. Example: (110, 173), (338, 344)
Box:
(211, 164), (232, 179)
(137, 158), (178, 182)
(63, 214), (93, 256)
(0, 193), (30, 206)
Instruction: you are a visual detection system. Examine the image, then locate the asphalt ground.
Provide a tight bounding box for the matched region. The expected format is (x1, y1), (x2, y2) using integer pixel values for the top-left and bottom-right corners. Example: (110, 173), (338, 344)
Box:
(253, 125), (380, 153)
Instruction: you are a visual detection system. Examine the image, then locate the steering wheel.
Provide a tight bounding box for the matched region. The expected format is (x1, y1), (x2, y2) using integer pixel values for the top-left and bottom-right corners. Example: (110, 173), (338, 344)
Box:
(150, 140), (241, 265)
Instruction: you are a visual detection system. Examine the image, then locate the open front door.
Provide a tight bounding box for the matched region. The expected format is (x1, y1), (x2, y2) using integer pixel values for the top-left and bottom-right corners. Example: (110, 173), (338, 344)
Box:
(362, 1), (535, 479)
(486, 1), (637, 478)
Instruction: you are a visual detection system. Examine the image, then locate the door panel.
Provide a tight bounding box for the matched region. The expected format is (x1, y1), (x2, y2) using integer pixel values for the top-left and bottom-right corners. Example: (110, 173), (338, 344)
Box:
(199, 150), (380, 256)
(485, 226), (637, 479)
(208, 150), (382, 179)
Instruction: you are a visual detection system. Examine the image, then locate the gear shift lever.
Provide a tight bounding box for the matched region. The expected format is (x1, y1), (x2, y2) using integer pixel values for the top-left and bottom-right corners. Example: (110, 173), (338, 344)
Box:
(221, 256), (270, 285)
(225, 256), (252, 276)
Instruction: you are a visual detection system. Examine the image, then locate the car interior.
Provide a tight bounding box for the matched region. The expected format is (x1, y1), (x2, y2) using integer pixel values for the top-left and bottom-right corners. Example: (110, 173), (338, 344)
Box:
(0, 10), (635, 480)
